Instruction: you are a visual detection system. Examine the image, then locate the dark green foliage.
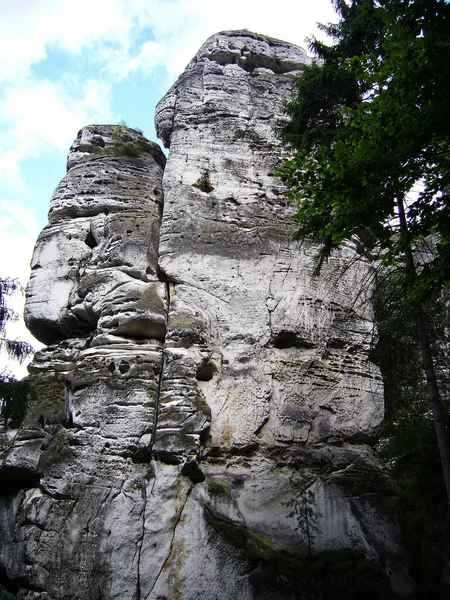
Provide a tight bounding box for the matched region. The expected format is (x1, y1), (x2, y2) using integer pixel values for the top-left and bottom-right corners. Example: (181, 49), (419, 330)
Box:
(373, 274), (448, 463)
(278, 0), (450, 508)
(112, 124), (153, 157)
(0, 584), (15, 600)
(0, 377), (35, 429)
(278, 0), (450, 301)
(392, 449), (447, 598)
(0, 277), (34, 429)
(372, 273), (448, 597)
(281, 0), (384, 152)
(279, 2), (450, 587)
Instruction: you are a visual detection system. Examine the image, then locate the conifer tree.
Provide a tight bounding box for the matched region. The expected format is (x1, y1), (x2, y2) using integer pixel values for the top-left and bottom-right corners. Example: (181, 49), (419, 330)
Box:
(278, 0), (450, 501)
(0, 277), (34, 428)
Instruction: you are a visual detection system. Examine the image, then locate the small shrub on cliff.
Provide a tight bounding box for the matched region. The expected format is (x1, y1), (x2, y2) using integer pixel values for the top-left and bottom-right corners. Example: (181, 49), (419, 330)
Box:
(115, 141), (141, 156)
(284, 480), (321, 555)
(112, 124), (153, 157)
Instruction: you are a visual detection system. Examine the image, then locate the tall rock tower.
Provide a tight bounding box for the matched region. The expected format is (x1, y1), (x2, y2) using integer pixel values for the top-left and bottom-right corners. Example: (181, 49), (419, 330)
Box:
(0, 31), (412, 599)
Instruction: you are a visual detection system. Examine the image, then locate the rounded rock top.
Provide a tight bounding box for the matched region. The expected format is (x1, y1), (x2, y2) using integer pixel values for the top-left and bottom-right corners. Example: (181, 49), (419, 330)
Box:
(186, 29), (312, 74)
(67, 124), (166, 172)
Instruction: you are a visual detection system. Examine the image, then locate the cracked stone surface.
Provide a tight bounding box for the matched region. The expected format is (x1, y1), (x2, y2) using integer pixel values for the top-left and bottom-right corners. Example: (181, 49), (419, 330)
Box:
(0, 31), (413, 600)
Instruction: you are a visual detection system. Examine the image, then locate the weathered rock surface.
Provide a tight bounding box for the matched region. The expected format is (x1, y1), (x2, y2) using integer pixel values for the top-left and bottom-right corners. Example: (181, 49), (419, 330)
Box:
(25, 125), (166, 346)
(0, 31), (413, 599)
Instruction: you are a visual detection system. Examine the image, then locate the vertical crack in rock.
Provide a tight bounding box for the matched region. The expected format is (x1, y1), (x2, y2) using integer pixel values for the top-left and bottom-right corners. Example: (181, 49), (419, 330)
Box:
(136, 479), (147, 600)
(144, 484), (193, 600)
(150, 280), (171, 458)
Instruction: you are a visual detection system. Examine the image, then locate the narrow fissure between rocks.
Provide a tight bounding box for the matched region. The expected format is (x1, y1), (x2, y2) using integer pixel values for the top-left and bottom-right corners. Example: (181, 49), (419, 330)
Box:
(149, 280), (171, 458)
(136, 480), (147, 600)
(144, 484), (193, 600)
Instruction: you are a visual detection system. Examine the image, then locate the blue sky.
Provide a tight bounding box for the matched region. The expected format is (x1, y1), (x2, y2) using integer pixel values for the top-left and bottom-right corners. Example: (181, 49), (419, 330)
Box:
(0, 0), (337, 375)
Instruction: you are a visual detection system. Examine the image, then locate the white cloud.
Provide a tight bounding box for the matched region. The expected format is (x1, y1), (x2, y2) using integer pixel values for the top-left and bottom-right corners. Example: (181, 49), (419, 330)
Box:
(100, 40), (164, 81)
(0, 77), (114, 188)
(0, 0), (338, 184)
(121, 0), (338, 75)
(0, 0), (131, 83)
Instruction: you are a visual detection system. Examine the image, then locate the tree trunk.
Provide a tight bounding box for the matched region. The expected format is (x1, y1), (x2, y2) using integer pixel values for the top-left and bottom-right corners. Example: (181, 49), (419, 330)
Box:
(397, 197), (450, 503)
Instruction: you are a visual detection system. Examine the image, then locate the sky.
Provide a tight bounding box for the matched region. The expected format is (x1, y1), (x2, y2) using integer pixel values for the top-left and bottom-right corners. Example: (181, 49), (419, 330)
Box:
(0, 0), (338, 377)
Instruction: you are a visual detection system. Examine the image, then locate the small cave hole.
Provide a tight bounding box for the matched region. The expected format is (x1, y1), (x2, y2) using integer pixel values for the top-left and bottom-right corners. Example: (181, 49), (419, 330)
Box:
(132, 446), (151, 464)
(118, 360), (130, 374)
(181, 460), (205, 484)
(85, 230), (98, 249)
(196, 360), (216, 382)
(63, 412), (74, 428)
(271, 331), (315, 350)
(108, 362), (116, 373)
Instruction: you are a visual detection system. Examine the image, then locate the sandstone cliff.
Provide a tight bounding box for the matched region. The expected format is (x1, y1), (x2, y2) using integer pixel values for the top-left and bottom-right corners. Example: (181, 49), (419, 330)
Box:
(0, 31), (412, 599)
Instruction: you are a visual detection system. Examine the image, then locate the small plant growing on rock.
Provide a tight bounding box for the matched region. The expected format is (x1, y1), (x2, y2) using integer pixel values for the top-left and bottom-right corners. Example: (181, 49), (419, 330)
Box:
(284, 480), (321, 555)
(112, 124), (154, 157)
(193, 172), (214, 193)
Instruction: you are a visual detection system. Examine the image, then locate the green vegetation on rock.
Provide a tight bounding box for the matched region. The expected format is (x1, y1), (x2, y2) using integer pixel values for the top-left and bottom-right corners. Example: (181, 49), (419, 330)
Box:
(112, 123), (157, 158)
(205, 504), (396, 599)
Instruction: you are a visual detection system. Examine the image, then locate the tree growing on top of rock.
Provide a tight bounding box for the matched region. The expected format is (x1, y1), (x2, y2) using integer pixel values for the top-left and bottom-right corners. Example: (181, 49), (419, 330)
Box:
(278, 0), (450, 503)
(0, 277), (34, 428)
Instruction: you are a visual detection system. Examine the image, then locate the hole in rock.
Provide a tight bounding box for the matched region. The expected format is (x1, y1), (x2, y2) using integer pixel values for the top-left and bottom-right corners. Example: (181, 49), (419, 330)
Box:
(271, 331), (315, 350)
(108, 362), (115, 373)
(153, 450), (182, 465)
(0, 466), (40, 496)
(85, 231), (97, 249)
(64, 412), (74, 428)
(118, 360), (130, 374)
(132, 446), (151, 464)
(229, 443), (259, 457)
(181, 460), (205, 484)
(200, 425), (210, 445)
(328, 339), (348, 350)
(196, 360), (216, 382)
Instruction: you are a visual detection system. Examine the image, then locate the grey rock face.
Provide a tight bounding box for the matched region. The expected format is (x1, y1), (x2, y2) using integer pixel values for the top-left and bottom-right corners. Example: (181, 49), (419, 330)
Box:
(0, 32), (412, 600)
(25, 125), (166, 346)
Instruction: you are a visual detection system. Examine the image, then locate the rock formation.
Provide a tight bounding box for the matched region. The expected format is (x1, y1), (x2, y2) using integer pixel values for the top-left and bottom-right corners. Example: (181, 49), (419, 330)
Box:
(0, 31), (413, 599)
